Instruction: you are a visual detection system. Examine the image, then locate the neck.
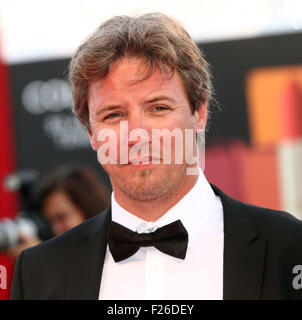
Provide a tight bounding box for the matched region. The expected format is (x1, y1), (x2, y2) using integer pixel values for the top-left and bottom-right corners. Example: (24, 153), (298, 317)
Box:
(113, 174), (199, 221)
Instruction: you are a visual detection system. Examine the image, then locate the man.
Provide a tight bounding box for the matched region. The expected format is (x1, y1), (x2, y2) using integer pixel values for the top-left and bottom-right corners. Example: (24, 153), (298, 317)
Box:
(11, 13), (302, 300)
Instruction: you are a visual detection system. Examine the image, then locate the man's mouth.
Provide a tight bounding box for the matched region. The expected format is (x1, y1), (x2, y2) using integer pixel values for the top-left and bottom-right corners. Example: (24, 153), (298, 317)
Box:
(128, 156), (161, 165)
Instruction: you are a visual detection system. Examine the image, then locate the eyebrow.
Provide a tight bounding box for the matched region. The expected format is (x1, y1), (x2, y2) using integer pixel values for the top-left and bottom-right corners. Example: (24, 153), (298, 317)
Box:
(95, 105), (121, 117)
(144, 95), (177, 105)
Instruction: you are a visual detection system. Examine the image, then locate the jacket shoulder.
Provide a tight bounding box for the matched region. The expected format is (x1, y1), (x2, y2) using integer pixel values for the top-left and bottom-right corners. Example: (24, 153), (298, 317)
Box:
(23, 209), (110, 258)
(10, 209), (110, 299)
(239, 200), (302, 240)
(211, 183), (302, 241)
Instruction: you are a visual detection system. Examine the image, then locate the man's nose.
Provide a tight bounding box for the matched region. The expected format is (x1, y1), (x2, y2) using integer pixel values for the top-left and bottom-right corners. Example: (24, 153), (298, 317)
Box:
(127, 112), (150, 146)
(127, 111), (146, 131)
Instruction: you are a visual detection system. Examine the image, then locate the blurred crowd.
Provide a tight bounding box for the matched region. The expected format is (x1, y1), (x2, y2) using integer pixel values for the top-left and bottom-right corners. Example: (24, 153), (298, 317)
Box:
(1, 165), (111, 260)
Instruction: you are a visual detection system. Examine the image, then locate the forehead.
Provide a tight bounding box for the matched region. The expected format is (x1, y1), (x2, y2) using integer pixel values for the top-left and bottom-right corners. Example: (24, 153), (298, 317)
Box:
(87, 57), (188, 108)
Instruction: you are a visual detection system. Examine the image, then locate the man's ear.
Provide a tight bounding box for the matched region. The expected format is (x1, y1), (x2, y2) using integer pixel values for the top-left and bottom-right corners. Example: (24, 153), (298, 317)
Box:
(194, 101), (207, 131)
(88, 130), (98, 151)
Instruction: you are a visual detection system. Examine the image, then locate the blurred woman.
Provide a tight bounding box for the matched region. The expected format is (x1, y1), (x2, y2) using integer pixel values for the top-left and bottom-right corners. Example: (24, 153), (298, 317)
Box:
(8, 165), (111, 258)
(39, 165), (111, 236)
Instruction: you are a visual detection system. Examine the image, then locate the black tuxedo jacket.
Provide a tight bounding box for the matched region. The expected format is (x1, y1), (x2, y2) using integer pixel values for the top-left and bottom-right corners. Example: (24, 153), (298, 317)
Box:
(10, 184), (302, 300)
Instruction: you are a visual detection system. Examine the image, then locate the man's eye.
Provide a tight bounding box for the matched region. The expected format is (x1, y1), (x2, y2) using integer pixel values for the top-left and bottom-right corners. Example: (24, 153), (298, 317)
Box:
(153, 106), (168, 111)
(104, 113), (122, 120)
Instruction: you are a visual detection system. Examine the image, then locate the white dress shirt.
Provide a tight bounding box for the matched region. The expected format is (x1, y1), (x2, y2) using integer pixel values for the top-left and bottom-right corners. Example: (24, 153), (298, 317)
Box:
(98, 170), (224, 300)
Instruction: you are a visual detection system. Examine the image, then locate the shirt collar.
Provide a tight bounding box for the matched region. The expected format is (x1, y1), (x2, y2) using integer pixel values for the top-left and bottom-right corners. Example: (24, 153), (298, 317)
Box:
(111, 169), (223, 247)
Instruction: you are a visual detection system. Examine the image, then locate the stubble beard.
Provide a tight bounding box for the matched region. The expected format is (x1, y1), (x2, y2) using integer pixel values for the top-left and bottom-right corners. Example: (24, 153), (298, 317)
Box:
(119, 164), (187, 202)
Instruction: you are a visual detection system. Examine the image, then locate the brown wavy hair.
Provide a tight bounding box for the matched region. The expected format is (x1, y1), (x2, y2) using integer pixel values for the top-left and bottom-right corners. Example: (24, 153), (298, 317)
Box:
(69, 12), (213, 133)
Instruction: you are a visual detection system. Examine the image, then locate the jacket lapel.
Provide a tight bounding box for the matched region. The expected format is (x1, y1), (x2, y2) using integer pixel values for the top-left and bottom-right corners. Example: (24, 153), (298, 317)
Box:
(65, 207), (111, 300)
(211, 185), (267, 300)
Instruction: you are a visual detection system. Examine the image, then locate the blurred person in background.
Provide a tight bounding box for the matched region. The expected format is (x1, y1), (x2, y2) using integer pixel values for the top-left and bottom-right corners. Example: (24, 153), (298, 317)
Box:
(7, 165), (111, 259)
(39, 165), (111, 236)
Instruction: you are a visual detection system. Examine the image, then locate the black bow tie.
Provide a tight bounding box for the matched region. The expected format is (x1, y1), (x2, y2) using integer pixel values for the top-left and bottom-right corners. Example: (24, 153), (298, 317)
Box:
(107, 220), (188, 262)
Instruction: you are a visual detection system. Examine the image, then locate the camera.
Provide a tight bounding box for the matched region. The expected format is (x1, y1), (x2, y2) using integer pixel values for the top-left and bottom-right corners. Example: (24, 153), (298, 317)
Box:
(0, 170), (53, 251)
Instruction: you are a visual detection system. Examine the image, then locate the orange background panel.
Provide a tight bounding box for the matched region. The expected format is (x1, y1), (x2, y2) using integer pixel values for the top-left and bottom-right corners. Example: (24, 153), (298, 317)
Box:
(204, 140), (247, 201)
(241, 145), (280, 210)
(246, 65), (302, 146)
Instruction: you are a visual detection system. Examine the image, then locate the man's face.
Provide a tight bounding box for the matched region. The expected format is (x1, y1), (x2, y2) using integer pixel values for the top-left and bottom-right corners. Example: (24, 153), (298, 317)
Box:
(88, 57), (206, 203)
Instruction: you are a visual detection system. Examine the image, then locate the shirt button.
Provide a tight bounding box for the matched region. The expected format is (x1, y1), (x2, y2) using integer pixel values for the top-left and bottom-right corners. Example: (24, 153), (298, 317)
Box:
(136, 222), (158, 234)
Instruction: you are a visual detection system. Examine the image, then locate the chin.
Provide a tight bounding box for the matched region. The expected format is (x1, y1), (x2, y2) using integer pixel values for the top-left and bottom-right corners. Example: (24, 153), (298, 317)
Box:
(120, 167), (179, 201)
